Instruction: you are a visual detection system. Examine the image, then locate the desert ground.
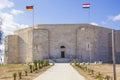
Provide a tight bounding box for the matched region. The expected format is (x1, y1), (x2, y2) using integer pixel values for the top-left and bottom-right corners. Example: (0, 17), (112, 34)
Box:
(0, 63), (120, 80)
(73, 63), (120, 80)
(87, 64), (120, 80)
(0, 64), (51, 80)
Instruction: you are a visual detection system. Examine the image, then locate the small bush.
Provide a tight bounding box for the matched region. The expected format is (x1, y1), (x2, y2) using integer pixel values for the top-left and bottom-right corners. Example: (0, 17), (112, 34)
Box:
(18, 72), (22, 79)
(41, 60), (43, 67)
(88, 68), (91, 73)
(29, 64), (33, 73)
(91, 69), (94, 75)
(84, 66), (87, 71)
(73, 59), (77, 66)
(96, 72), (104, 80)
(25, 70), (27, 76)
(33, 60), (38, 70)
(105, 75), (111, 80)
(38, 60), (41, 69)
(43, 59), (49, 66)
(13, 73), (17, 80)
(32, 65), (35, 71)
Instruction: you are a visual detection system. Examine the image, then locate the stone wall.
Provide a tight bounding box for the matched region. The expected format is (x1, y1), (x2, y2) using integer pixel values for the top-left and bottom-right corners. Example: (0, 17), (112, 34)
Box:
(35, 24), (113, 63)
(76, 25), (112, 63)
(5, 24), (120, 64)
(115, 30), (120, 63)
(14, 28), (33, 63)
(33, 29), (49, 61)
(4, 35), (19, 64)
(37, 24), (80, 59)
(115, 30), (120, 52)
(49, 26), (76, 59)
(96, 27), (112, 63)
(77, 26), (97, 62)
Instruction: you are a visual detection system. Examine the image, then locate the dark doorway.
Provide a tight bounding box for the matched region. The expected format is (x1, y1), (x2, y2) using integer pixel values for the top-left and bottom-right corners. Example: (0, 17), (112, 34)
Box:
(61, 51), (65, 58)
(61, 46), (65, 48)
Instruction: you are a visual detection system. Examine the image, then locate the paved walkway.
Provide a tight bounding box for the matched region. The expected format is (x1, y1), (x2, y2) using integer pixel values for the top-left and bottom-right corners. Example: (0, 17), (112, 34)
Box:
(34, 63), (86, 80)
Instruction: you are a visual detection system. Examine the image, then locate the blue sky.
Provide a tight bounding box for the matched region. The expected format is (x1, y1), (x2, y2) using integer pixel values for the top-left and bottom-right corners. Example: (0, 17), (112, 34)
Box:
(0, 0), (120, 60)
(1, 0), (120, 36)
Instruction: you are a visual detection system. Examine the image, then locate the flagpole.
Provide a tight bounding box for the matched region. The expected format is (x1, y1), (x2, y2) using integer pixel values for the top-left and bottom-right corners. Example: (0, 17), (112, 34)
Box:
(32, 5), (34, 28)
(112, 29), (116, 80)
(32, 5), (34, 63)
(88, 5), (90, 24)
(88, 5), (91, 64)
(88, 0), (91, 64)
(82, 2), (91, 64)
(26, 5), (34, 62)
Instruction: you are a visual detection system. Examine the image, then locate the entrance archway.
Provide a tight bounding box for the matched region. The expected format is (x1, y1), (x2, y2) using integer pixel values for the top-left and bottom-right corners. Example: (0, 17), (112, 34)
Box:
(60, 46), (65, 58)
(61, 51), (65, 58)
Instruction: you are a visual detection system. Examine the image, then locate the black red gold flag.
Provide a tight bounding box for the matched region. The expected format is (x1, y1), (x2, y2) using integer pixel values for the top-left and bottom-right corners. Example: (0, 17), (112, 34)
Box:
(26, 6), (33, 11)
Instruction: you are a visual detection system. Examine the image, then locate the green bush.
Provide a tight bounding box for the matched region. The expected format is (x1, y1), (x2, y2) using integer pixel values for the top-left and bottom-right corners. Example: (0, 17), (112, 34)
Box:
(73, 59), (77, 66)
(41, 60), (44, 67)
(75, 63), (105, 80)
(96, 72), (104, 80)
(46, 60), (49, 66)
(33, 60), (38, 70)
(32, 65), (35, 71)
(40, 63), (43, 69)
(84, 66), (87, 71)
(25, 70), (27, 76)
(13, 73), (17, 80)
(38, 60), (41, 69)
(43, 59), (49, 66)
(18, 72), (22, 79)
(91, 69), (94, 75)
(105, 75), (111, 80)
(88, 68), (91, 73)
(29, 64), (33, 73)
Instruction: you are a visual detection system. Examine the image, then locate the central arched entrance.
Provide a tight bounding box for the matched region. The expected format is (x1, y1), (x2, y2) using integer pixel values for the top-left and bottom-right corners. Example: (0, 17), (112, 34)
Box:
(60, 46), (65, 58)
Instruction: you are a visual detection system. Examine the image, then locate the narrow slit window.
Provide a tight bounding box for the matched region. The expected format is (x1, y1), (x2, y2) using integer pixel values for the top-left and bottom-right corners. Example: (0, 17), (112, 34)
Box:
(88, 44), (89, 48)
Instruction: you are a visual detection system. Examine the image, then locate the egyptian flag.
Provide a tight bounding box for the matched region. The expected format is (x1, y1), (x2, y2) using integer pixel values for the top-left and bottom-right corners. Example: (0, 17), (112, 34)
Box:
(82, 3), (90, 8)
(26, 6), (33, 11)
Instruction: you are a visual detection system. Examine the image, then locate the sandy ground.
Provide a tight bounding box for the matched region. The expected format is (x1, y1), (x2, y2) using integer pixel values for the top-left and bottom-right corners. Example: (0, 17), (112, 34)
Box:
(0, 64), (51, 80)
(0, 64), (28, 80)
(34, 63), (86, 80)
(1, 63), (120, 80)
(86, 64), (120, 80)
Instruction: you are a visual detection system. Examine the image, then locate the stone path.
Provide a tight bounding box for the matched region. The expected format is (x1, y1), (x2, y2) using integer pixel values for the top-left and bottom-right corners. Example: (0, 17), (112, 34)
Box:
(34, 63), (86, 80)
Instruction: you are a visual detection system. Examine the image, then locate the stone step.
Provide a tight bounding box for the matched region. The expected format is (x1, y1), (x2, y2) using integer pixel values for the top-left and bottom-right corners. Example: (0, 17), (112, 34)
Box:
(53, 58), (72, 63)
(48, 59), (55, 63)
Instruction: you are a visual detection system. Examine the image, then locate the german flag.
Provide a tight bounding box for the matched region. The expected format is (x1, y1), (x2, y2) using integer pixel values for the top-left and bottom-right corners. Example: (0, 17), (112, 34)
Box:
(26, 6), (33, 11)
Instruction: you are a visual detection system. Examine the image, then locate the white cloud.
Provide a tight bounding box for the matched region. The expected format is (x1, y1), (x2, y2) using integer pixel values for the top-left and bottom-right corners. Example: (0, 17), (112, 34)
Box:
(0, 0), (29, 58)
(0, 12), (28, 36)
(90, 22), (98, 26)
(0, 0), (14, 9)
(112, 14), (120, 21)
(0, 0), (28, 36)
(11, 9), (24, 15)
(101, 16), (113, 25)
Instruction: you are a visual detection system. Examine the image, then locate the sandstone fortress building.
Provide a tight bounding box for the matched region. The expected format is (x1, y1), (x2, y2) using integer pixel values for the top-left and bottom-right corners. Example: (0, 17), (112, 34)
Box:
(4, 24), (120, 63)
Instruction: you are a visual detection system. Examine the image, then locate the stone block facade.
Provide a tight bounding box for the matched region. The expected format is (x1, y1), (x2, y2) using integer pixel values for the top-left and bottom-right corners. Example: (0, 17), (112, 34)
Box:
(4, 35), (19, 64)
(4, 24), (120, 63)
